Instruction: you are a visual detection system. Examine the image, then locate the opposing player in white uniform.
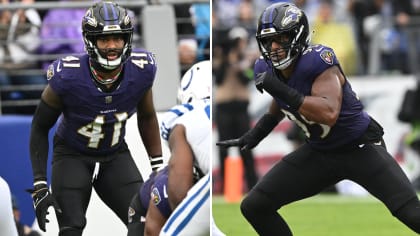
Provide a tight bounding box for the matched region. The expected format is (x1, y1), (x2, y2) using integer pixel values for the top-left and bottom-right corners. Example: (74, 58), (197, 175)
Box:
(0, 176), (19, 236)
(158, 60), (225, 236)
(127, 60), (225, 235)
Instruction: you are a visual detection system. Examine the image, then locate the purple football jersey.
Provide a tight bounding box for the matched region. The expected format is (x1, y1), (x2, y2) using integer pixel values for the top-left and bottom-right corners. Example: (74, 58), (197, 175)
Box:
(47, 49), (157, 155)
(254, 44), (370, 150)
(139, 166), (172, 218)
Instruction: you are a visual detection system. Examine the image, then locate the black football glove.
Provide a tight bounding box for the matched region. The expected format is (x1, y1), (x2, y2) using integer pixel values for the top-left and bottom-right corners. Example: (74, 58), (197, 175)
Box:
(216, 131), (260, 150)
(255, 72), (267, 94)
(27, 183), (62, 232)
(216, 114), (279, 150)
(255, 72), (304, 110)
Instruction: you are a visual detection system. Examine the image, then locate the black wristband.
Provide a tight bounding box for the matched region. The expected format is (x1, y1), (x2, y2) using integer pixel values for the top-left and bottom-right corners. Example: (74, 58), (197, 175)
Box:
(259, 72), (304, 110)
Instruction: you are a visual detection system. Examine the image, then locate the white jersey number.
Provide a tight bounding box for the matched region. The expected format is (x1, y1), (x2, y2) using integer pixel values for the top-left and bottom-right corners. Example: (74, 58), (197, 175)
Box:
(282, 109), (331, 138)
(77, 112), (128, 148)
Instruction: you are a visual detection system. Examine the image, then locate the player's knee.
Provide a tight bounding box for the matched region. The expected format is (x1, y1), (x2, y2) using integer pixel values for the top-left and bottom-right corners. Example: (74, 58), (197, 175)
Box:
(128, 193), (144, 224)
(59, 226), (83, 236)
(394, 198), (420, 233)
(240, 190), (275, 219)
(127, 193), (147, 236)
(240, 193), (255, 218)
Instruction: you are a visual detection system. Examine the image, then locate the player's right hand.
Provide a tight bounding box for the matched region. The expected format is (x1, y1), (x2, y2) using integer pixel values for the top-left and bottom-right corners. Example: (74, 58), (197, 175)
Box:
(216, 131), (260, 150)
(216, 138), (243, 148)
(27, 183), (62, 232)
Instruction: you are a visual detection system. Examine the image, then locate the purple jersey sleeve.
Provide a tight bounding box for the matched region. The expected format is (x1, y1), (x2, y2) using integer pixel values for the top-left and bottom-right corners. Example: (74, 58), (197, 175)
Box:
(140, 166), (172, 218)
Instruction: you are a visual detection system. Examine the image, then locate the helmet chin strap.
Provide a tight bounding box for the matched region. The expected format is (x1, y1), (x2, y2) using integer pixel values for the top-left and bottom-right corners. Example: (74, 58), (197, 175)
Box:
(90, 59), (117, 73)
(268, 48), (294, 70)
(93, 47), (125, 71)
(274, 54), (293, 70)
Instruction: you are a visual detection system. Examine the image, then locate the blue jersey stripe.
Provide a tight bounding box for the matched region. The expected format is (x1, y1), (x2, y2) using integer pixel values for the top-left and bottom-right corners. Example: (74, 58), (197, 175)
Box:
(173, 189), (210, 235)
(162, 175), (210, 233)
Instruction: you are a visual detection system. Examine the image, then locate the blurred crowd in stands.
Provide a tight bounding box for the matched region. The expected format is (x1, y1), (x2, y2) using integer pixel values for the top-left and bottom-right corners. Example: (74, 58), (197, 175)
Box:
(0, 0), (209, 115)
(213, 0), (420, 79)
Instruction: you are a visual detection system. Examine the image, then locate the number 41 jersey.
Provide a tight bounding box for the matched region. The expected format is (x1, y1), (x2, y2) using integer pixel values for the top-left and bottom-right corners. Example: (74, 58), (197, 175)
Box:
(46, 49), (157, 156)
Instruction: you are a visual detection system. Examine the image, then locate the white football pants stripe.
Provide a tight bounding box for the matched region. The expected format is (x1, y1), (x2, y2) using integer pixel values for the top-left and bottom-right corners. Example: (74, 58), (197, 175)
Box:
(160, 174), (210, 236)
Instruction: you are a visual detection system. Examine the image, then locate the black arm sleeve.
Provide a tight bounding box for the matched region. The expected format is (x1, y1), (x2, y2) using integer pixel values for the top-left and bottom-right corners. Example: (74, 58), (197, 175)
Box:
(249, 113), (279, 141)
(256, 72), (304, 110)
(30, 99), (61, 182)
(242, 113), (280, 149)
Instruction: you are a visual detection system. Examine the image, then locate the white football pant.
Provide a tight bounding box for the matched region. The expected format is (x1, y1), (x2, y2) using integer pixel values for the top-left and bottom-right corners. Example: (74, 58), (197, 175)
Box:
(0, 176), (18, 236)
(160, 174), (210, 236)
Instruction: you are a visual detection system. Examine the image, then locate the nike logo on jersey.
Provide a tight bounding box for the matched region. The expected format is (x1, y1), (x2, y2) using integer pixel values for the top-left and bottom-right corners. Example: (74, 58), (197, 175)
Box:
(163, 184), (168, 198)
(359, 141), (382, 148)
(56, 61), (62, 72)
(315, 47), (323, 52)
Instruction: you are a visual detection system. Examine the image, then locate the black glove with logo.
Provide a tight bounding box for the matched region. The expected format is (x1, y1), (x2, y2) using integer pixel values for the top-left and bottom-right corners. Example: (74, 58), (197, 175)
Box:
(216, 114), (279, 150)
(27, 182), (62, 232)
(255, 72), (304, 110)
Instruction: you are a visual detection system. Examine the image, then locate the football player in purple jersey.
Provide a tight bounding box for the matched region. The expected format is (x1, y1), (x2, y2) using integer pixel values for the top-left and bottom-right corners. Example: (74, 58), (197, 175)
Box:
(27, 2), (163, 235)
(217, 2), (420, 235)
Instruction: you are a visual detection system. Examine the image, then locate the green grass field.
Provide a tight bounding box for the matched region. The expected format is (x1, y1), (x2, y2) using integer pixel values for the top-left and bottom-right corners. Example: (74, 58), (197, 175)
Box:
(213, 194), (418, 236)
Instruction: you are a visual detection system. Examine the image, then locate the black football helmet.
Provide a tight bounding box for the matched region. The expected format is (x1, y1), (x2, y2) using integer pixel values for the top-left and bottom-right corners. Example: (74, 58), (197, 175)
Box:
(82, 1), (133, 75)
(256, 2), (310, 70)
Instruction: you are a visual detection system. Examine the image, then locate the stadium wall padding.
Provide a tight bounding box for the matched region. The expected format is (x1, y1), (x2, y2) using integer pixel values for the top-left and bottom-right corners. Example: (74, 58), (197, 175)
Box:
(0, 115), (55, 226)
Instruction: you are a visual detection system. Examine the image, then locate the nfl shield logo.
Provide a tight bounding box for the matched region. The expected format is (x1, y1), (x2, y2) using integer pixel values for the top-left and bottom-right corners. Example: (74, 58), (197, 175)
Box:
(105, 96), (112, 104)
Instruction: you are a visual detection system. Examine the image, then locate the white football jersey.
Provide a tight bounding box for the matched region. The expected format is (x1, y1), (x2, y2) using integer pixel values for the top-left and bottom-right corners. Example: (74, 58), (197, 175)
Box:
(160, 98), (211, 175)
(0, 177), (18, 236)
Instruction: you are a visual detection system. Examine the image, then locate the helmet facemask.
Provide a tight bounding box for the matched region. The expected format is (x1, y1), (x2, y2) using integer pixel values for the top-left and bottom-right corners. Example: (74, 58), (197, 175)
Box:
(258, 25), (306, 70)
(85, 32), (132, 71)
(256, 3), (310, 70)
(82, 2), (133, 79)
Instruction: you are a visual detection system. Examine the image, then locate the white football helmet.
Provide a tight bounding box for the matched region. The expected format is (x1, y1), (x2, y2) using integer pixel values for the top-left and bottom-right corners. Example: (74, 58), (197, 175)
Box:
(178, 60), (211, 104)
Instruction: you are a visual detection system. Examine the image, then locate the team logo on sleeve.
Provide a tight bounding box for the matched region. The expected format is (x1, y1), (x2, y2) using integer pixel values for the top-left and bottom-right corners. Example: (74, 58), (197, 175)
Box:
(151, 187), (161, 205)
(46, 64), (54, 80)
(128, 207), (135, 223)
(320, 49), (334, 65)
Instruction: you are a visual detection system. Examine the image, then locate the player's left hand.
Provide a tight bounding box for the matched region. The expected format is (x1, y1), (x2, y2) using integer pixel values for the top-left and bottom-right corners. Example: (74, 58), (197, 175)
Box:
(255, 72), (268, 93)
(255, 71), (284, 93)
(27, 183), (62, 232)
